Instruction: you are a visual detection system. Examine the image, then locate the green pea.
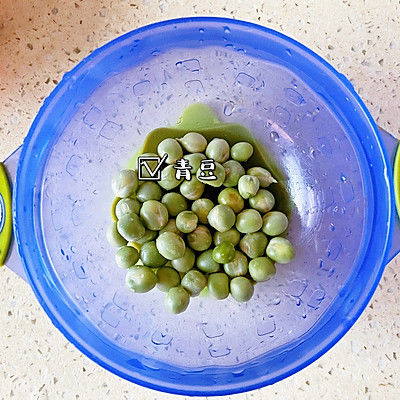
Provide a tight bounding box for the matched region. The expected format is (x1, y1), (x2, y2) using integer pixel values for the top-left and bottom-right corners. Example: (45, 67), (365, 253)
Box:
(125, 266), (157, 293)
(156, 231), (186, 260)
(238, 175), (260, 199)
(248, 257), (276, 282)
(191, 198), (214, 224)
(196, 249), (220, 273)
(161, 192), (188, 217)
(183, 153), (206, 174)
(231, 142), (254, 162)
(136, 181), (162, 202)
(111, 169), (139, 198)
(176, 211), (198, 233)
(138, 153), (159, 179)
(164, 286), (190, 314)
(207, 204), (236, 233)
(247, 166), (277, 188)
(205, 138), (230, 163)
(158, 165), (182, 190)
(249, 189), (275, 213)
(159, 219), (183, 237)
(180, 176), (205, 200)
(223, 160), (245, 187)
(208, 273), (229, 300)
(236, 209), (263, 234)
(179, 132), (208, 153)
(196, 161), (225, 187)
(107, 221), (128, 247)
(262, 211), (289, 236)
(140, 241), (168, 267)
(266, 237), (295, 264)
(156, 266), (181, 292)
(213, 228), (241, 246)
(224, 251), (248, 277)
(139, 200), (168, 231)
(157, 138), (183, 164)
(171, 248), (196, 273)
(133, 229), (158, 245)
(218, 188), (244, 213)
(115, 245), (139, 268)
(212, 242), (236, 263)
(230, 276), (254, 302)
(187, 225), (212, 251)
(239, 232), (268, 258)
(181, 270), (207, 296)
(117, 213), (146, 241)
(115, 197), (141, 219)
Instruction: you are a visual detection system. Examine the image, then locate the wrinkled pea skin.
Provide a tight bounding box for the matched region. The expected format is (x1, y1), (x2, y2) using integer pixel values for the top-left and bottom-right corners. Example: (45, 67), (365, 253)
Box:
(176, 211), (198, 233)
(239, 232), (268, 258)
(191, 198), (214, 224)
(207, 205), (236, 233)
(179, 132), (207, 153)
(156, 231), (186, 260)
(187, 225), (212, 252)
(213, 228), (241, 246)
(112, 169), (139, 198)
(223, 250), (248, 277)
(115, 197), (141, 219)
(140, 200), (169, 231)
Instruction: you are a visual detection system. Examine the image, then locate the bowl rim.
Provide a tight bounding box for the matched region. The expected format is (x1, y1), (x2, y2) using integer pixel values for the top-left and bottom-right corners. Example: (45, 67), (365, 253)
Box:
(14, 16), (394, 396)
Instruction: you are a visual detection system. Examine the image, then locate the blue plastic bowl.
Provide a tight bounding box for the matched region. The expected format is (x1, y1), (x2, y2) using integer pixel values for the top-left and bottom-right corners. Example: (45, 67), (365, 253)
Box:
(8, 17), (398, 395)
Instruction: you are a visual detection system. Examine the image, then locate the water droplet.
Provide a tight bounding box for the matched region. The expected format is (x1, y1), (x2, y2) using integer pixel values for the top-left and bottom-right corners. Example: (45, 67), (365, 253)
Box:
(340, 173), (347, 182)
(302, 313), (307, 319)
(223, 26), (231, 34)
(270, 131), (280, 142)
(199, 28), (204, 33)
(223, 101), (235, 116)
(330, 223), (335, 231)
(285, 48), (292, 56)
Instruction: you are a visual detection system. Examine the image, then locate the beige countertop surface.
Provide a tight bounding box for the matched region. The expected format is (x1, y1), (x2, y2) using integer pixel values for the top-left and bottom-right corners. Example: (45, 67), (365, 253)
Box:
(0, 1), (399, 399)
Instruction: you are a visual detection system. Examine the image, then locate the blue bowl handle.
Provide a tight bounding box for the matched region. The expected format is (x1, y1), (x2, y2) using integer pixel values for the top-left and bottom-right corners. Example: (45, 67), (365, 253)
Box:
(378, 127), (400, 263)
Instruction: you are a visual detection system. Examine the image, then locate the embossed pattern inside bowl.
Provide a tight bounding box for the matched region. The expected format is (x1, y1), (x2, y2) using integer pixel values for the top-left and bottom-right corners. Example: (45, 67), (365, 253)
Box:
(15, 18), (391, 395)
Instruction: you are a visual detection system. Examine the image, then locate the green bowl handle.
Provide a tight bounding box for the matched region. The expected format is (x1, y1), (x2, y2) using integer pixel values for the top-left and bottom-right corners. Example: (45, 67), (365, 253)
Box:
(0, 162), (12, 267)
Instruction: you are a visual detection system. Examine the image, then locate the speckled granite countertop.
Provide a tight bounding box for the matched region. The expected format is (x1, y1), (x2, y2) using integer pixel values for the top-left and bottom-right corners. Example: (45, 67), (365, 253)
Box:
(0, 1), (399, 399)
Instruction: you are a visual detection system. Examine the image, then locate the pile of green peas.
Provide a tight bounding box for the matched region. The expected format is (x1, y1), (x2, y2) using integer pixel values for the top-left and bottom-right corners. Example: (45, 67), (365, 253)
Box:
(107, 132), (295, 314)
